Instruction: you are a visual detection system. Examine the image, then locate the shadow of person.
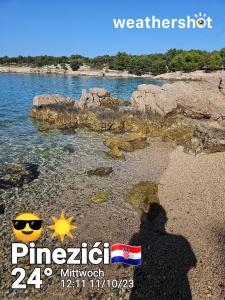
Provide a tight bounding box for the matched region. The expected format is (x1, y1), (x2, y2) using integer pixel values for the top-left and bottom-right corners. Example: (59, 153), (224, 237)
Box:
(129, 203), (197, 300)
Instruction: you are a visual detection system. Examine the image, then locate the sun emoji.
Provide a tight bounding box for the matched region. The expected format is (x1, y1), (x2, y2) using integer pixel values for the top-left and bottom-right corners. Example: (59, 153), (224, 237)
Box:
(48, 211), (77, 242)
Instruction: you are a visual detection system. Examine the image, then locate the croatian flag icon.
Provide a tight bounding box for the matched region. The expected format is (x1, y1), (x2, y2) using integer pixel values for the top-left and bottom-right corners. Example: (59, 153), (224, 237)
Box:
(111, 244), (142, 266)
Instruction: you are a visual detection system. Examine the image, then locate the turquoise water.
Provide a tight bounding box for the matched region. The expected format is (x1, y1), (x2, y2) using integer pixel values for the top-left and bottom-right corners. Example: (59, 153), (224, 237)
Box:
(0, 74), (162, 165)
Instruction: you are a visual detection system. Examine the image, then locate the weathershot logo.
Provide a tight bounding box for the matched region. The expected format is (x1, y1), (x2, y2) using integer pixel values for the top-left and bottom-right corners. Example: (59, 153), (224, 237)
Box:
(113, 13), (213, 30)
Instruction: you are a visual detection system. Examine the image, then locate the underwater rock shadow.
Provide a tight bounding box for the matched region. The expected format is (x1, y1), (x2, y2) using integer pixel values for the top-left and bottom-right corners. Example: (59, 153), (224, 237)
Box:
(129, 203), (197, 300)
(0, 162), (39, 189)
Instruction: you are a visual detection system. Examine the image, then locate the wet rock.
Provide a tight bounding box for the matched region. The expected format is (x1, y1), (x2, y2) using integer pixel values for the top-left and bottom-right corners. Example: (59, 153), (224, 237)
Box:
(125, 181), (159, 213)
(91, 191), (110, 204)
(100, 97), (121, 107)
(161, 124), (196, 150)
(30, 90), (225, 156)
(60, 127), (76, 135)
(104, 133), (148, 159)
(194, 126), (225, 153)
(63, 144), (76, 153)
(0, 163), (39, 189)
(108, 148), (125, 160)
(30, 104), (78, 129)
(30, 91), (148, 134)
(87, 167), (113, 177)
(37, 124), (52, 132)
(33, 94), (74, 107)
(124, 132), (147, 143)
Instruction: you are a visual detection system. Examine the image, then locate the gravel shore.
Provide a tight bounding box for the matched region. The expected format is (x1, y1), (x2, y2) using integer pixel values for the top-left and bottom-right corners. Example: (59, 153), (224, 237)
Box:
(160, 147), (225, 300)
(0, 137), (224, 299)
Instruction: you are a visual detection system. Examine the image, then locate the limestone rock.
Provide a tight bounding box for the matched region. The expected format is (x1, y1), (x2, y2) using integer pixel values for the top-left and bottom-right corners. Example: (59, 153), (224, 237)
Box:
(75, 88), (110, 110)
(131, 78), (225, 120)
(33, 94), (74, 107)
(90, 88), (110, 98)
(74, 88), (121, 110)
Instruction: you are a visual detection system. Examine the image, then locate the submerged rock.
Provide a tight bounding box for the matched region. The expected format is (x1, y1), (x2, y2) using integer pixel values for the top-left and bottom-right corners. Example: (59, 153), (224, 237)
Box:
(63, 144), (76, 153)
(91, 191), (110, 204)
(0, 163), (39, 189)
(87, 167), (113, 177)
(104, 133), (148, 159)
(125, 181), (159, 213)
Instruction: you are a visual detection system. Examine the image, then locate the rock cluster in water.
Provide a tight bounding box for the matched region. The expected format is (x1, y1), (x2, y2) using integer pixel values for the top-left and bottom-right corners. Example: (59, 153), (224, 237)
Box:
(29, 80), (225, 155)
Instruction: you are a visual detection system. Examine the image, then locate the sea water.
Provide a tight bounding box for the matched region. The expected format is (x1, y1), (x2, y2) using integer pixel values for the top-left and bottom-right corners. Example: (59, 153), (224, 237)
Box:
(0, 74), (162, 165)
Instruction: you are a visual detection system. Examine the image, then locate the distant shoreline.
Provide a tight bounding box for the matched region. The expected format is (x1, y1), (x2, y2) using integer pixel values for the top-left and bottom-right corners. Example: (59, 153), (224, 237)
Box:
(0, 65), (224, 81)
(0, 65), (149, 79)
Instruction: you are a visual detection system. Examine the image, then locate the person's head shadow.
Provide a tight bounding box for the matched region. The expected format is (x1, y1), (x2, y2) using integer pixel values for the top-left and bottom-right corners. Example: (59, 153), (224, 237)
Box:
(129, 203), (197, 300)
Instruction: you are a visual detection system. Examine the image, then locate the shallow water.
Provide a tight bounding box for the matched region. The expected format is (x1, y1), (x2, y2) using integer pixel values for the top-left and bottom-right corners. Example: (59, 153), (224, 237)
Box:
(0, 74), (162, 166)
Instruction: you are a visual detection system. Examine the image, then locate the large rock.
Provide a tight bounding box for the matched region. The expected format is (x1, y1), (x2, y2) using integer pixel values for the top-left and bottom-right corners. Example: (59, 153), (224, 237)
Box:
(74, 88), (120, 110)
(75, 89), (101, 109)
(0, 163), (39, 189)
(90, 88), (110, 98)
(131, 78), (225, 121)
(33, 94), (74, 107)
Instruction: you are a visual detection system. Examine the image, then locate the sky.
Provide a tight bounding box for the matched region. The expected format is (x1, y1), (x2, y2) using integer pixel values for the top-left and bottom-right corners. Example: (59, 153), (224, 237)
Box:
(0, 0), (224, 57)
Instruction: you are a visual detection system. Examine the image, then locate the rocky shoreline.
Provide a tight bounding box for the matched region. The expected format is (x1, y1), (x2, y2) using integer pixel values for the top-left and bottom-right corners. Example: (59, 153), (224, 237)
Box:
(1, 78), (225, 299)
(29, 77), (225, 156)
(0, 65), (143, 78)
(1, 65), (225, 80)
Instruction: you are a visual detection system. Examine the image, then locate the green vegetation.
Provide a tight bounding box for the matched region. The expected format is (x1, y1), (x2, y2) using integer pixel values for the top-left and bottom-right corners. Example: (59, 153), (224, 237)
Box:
(1, 48), (225, 75)
(70, 59), (82, 71)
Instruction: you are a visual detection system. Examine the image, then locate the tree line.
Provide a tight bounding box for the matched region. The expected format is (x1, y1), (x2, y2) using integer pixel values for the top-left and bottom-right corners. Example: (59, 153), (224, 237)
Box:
(0, 48), (225, 75)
